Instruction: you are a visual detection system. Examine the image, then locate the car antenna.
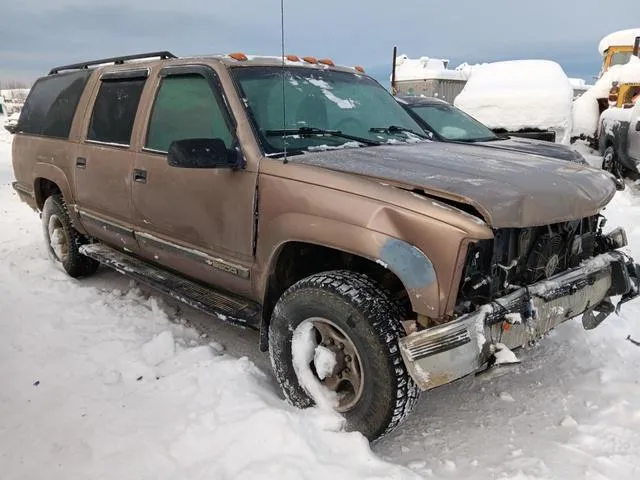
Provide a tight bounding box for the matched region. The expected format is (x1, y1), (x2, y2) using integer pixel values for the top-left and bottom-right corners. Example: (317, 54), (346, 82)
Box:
(391, 45), (398, 96)
(280, 0), (288, 164)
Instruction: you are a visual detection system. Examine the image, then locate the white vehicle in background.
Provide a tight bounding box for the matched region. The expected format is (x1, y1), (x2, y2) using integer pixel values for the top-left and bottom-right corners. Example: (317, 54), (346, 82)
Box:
(454, 60), (574, 144)
(599, 100), (640, 178)
(1, 88), (29, 134)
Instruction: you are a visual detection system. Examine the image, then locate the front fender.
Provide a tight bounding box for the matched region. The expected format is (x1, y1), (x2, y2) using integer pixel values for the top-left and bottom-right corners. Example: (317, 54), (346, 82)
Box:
(256, 213), (440, 317)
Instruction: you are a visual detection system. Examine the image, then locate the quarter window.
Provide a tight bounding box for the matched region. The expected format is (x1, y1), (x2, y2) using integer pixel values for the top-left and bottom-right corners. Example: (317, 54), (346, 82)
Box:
(87, 77), (146, 145)
(18, 70), (91, 138)
(145, 74), (232, 152)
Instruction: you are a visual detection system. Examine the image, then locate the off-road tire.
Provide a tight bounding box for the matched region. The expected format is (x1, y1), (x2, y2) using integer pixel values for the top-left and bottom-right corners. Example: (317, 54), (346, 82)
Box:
(42, 194), (99, 278)
(269, 270), (420, 441)
(602, 145), (626, 179)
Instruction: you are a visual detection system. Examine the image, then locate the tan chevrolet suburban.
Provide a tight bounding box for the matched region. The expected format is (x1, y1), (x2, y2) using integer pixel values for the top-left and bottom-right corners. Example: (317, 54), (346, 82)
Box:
(11, 51), (640, 441)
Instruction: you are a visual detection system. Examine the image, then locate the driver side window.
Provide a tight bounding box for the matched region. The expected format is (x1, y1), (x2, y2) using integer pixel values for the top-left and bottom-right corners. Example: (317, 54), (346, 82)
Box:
(146, 73), (232, 152)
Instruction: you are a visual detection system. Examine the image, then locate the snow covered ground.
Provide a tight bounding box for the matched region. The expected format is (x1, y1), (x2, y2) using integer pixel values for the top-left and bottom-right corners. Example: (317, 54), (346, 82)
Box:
(2, 128), (640, 479)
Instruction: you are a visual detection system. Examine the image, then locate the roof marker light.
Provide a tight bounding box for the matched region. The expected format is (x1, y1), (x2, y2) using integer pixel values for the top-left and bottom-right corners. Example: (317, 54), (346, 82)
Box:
(228, 52), (248, 61)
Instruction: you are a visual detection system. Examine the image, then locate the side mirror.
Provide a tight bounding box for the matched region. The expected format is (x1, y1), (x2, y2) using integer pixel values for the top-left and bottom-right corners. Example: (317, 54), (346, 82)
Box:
(167, 138), (244, 170)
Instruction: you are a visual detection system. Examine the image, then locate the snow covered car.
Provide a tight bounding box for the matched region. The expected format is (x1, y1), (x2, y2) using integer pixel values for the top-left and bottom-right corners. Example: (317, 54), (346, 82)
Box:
(599, 99), (640, 177)
(10, 51), (640, 441)
(398, 96), (588, 164)
(454, 60), (574, 144)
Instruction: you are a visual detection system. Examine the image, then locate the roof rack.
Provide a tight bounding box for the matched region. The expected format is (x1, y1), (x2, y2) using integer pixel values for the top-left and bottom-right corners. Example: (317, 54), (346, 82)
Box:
(48, 51), (177, 75)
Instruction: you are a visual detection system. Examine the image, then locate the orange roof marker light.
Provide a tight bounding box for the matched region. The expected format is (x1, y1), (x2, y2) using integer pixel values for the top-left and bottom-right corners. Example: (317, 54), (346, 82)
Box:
(302, 56), (318, 64)
(286, 54), (300, 62)
(228, 52), (248, 61)
(354, 65), (365, 73)
(318, 58), (335, 66)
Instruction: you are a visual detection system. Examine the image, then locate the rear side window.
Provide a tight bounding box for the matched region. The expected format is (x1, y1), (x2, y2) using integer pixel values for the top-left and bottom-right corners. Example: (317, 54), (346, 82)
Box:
(18, 70), (91, 138)
(87, 77), (146, 145)
(145, 74), (232, 152)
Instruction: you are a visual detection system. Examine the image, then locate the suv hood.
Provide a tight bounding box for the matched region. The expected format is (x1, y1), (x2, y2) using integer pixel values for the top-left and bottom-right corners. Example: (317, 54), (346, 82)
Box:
(474, 137), (586, 163)
(291, 142), (616, 228)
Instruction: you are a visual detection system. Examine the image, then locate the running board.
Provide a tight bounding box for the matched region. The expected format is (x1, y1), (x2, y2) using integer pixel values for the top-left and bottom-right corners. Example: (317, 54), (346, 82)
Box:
(80, 243), (261, 329)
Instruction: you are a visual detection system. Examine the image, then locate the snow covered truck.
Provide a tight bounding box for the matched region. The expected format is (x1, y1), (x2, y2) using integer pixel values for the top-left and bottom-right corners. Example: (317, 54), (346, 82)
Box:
(10, 51), (640, 441)
(572, 28), (640, 150)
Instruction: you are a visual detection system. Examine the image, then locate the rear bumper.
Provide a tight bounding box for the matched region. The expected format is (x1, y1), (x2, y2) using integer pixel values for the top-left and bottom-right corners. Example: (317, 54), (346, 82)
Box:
(399, 250), (639, 390)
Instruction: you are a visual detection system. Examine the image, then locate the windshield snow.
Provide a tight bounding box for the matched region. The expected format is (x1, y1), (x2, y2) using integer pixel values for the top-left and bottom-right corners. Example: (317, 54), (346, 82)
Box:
(409, 103), (499, 142)
(232, 66), (426, 155)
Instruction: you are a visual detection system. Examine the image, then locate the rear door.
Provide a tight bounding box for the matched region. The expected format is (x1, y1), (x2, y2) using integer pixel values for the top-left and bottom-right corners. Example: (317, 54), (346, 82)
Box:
(628, 102), (640, 163)
(74, 70), (147, 251)
(132, 65), (257, 295)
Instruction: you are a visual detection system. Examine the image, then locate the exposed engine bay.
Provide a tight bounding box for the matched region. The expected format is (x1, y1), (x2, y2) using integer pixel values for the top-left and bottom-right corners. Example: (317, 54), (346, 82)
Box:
(456, 214), (625, 316)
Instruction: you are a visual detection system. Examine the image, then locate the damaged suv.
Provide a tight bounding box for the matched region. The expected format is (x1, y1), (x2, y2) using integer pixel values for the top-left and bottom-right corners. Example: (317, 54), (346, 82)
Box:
(11, 51), (640, 441)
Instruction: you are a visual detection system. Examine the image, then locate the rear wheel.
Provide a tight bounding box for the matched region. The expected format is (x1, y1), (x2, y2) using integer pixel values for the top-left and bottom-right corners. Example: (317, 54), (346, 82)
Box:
(42, 194), (99, 278)
(269, 270), (420, 441)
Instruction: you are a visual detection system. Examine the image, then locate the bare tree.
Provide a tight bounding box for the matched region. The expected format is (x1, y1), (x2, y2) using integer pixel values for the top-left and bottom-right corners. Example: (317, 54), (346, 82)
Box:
(0, 79), (32, 90)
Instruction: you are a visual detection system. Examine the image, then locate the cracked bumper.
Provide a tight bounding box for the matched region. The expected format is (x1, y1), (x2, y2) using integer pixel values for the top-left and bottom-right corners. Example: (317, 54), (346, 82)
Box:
(399, 251), (640, 391)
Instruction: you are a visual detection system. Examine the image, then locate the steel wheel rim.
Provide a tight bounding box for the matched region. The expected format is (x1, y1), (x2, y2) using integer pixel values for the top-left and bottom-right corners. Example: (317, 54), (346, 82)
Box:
(47, 214), (68, 263)
(298, 317), (364, 412)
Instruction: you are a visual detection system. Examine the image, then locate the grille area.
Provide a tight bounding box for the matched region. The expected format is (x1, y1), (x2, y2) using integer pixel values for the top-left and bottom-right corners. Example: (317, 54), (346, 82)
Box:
(456, 215), (604, 313)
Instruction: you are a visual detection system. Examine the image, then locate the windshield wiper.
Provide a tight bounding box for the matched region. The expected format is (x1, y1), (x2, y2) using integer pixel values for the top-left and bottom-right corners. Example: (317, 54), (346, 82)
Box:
(265, 127), (381, 146)
(369, 125), (429, 139)
(454, 136), (501, 143)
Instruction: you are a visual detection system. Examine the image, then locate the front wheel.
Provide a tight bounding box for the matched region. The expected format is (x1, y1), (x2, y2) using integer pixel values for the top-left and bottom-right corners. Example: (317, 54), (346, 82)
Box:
(602, 145), (626, 180)
(42, 194), (99, 278)
(269, 270), (420, 441)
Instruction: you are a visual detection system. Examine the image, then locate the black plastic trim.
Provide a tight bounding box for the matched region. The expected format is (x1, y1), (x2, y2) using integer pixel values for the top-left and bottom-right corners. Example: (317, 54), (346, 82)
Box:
(49, 51), (176, 75)
(101, 69), (149, 81)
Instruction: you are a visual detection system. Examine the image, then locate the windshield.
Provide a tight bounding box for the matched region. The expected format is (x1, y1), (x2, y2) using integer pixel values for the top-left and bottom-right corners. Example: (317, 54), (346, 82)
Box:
(231, 66), (426, 155)
(408, 103), (499, 142)
(610, 51), (633, 67)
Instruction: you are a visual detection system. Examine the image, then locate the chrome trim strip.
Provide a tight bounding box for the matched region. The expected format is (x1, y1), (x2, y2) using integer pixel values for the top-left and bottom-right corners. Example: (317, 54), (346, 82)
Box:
(141, 147), (168, 155)
(135, 231), (250, 279)
(84, 139), (131, 148)
(12, 182), (34, 197)
(77, 210), (133, 237)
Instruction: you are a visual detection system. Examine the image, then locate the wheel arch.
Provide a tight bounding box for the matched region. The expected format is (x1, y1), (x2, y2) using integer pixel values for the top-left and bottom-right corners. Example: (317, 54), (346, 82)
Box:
(257, 224), (440, 351)
(32, 163), (74, 210)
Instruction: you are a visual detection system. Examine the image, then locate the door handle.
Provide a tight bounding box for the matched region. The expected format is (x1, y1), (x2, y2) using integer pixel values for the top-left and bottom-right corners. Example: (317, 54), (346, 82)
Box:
(133, 169), (147, 183)
(76, 157), (87, 168)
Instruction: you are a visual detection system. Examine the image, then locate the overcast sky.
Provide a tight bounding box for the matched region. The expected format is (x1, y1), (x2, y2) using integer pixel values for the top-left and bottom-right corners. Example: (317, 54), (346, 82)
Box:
(1, 0), (638, 84)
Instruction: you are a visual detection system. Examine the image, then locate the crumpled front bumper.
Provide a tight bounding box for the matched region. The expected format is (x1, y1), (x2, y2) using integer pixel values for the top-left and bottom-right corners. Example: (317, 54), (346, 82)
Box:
(399, 250), (640, 391)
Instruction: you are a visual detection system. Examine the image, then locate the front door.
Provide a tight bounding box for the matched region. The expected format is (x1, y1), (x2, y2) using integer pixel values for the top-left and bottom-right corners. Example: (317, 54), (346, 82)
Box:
(74, 70), (147, 251)
(132, 65), (257, 296)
